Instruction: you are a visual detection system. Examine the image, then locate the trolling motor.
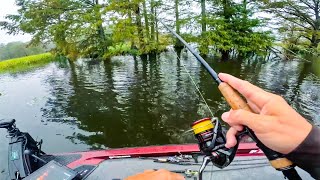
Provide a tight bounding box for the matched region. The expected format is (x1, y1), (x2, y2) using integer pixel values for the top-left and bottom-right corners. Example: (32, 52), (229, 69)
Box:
(1, 119), (90, 180)
(191, 118), (243, 180)
(0, 119), (45, 180)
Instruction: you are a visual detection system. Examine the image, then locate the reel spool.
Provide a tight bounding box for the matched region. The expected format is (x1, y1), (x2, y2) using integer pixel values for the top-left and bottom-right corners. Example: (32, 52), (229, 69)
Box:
(192, 118), (240, 180)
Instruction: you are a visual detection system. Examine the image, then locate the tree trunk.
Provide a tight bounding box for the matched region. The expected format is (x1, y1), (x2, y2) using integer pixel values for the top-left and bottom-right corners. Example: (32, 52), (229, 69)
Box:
(201, 0), (206, 33)
(221, 49), (230, 61)
(150, 0), (155, 42)
(142, 0), (150, 40)
(311, 5), (320, 48)
(219, 0), (231, 61)
(95, 0), (107, 55)
(200, 0), (208, 55)
(222, 0), (231, 21)
(310, 33), (318, 47)
(175, 0), (183, 48)
(128, 8), (136, 49)
(311, 23), (319, 47)
(155, 6), (159, 44)
(135, 4), (144, 49)
(97, 24), (106, 52)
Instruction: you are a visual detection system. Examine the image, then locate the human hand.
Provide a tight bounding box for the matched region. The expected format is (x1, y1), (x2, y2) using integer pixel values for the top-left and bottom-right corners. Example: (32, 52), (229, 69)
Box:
(218, 73), (312, 154)
(125, 169), (185, 180)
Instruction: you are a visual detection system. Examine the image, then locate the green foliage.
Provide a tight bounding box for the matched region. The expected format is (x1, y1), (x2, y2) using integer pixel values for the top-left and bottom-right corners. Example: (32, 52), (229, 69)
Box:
(139, 34), (172, 54)
(1, 0), (171, 59)
(278, 39), (311, 55)
(0, 0), (277, 61)
(262, 0), (320, 50)
(0, 42), (47, 61)
(0, 53), (55, 73)
(105, 0), (170, 55)
(197, 0), (274, 58)
(276, 23), (320, 56)
(1, 0), (110, 60)
(104, 42), (138, 58)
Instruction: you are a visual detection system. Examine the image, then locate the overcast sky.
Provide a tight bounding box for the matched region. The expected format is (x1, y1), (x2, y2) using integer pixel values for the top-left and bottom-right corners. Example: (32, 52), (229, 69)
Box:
(0, 0), (31, 44)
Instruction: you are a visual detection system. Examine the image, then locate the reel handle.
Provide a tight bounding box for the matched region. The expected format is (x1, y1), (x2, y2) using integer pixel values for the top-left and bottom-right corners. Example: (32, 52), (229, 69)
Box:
(0, 119), (16, 129)
(218, 83), (299, 174)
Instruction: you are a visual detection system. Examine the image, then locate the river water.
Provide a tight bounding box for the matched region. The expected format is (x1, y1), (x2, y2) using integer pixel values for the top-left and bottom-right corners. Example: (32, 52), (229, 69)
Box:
(0, 51), (319, 178)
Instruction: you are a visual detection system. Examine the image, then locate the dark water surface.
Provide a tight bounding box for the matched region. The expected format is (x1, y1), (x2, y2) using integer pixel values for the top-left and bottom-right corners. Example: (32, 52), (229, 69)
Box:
(0, 51), (319, 178)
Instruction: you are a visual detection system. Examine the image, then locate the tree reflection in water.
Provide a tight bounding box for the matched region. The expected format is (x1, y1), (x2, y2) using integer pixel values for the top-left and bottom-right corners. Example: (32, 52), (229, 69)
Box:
(41, 51), (320, 149)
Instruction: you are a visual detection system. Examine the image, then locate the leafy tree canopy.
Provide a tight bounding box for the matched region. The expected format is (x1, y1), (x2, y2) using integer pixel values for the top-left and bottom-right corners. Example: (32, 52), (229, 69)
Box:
(0, 0), (278, 61)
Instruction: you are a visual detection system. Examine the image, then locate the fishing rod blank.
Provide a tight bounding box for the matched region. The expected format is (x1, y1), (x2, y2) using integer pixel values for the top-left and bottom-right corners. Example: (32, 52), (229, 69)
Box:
(156, 18), (221, 84)
(154, 15), (302, 180)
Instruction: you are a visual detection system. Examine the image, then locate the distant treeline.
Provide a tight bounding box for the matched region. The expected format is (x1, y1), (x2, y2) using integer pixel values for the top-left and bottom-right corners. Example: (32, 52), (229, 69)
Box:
(0, 42), (54, 61)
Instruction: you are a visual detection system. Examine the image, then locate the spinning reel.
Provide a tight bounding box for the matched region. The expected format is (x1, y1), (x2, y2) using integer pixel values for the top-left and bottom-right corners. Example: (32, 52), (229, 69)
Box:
(191, 118), (245, 180)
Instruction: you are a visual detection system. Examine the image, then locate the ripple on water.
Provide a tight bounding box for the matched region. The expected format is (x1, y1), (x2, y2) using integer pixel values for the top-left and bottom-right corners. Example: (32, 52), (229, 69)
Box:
(296, 74), (320, 124)
(0, 54), (319, 171)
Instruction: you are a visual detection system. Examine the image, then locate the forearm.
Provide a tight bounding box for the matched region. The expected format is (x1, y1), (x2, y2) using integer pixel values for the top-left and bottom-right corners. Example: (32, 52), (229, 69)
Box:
(286, 126), (320, 179)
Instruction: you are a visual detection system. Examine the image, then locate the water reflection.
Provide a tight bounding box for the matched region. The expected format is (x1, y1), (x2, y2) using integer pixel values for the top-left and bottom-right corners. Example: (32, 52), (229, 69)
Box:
(36, 52), (320, 150)
(0, 51), (319, 179)
(1, 51), (319, 152)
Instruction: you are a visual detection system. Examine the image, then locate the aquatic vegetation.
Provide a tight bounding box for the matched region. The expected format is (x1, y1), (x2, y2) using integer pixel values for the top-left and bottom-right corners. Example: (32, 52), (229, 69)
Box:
(104, 42), (136, 59)
(0, 53), (55, 73)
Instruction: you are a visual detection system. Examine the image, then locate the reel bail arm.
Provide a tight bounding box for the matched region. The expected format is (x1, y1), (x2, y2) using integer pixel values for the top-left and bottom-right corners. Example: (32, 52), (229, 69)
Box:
(192, 118), (241, 180)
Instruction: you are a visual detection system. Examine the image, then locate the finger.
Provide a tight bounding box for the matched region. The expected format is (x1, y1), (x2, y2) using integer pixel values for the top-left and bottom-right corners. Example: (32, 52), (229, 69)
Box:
(222, 110), (275, 133)
(233, 125), (243, 131)
(157, 169), (185, 180)
(170, 172), (185, 180)
(247, 100), (261, 113)
(222, 110), (243, 131)
(144, 170), (155, 173)
(221, 110), (231, 122)
(225, 127), (238, 148)
(126, 170), (155, 179)
(218, 73), (272, 108)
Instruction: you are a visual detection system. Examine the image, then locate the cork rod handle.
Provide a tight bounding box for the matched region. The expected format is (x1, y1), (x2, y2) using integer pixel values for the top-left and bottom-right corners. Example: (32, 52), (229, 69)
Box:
(218, 82), (252, 111)
(218, 82), (294, 170)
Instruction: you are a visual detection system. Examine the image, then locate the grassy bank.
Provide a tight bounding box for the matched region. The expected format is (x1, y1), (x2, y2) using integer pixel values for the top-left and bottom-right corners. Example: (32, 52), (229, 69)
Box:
(0, 53), (55, 73)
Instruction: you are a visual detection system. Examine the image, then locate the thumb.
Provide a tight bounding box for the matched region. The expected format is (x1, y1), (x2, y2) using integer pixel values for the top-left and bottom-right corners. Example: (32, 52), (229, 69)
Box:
(222, 109), (275, 133)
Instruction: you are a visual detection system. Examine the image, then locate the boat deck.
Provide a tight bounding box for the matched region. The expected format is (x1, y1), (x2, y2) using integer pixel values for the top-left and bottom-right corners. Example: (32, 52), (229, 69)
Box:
(86, 156), (312, 180)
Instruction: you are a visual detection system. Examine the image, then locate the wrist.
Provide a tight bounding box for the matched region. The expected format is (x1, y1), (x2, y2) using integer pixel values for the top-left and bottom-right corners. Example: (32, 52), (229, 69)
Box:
(285, 121), (312, 154)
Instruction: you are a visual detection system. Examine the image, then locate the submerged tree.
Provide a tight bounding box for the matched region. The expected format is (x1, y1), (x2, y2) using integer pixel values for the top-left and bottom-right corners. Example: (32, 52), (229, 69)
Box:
(263, 0), (320, 49)
(199, 0), (209, 55)
(200, 0), (274, 60)
(277, 23), (311, 55)
(0, 0), (275, 60)
(0, 0), (111, 60)
(104, 0), (170, 57)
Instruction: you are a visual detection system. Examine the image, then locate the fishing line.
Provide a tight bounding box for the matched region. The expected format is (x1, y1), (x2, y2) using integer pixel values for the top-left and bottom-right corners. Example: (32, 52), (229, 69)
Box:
(173, 50), (214, 118)
(210, 163), (213, 180)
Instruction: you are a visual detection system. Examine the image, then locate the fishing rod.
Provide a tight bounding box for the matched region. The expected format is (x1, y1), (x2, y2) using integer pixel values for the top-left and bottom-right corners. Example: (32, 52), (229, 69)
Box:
(155, 17), (302, 180)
